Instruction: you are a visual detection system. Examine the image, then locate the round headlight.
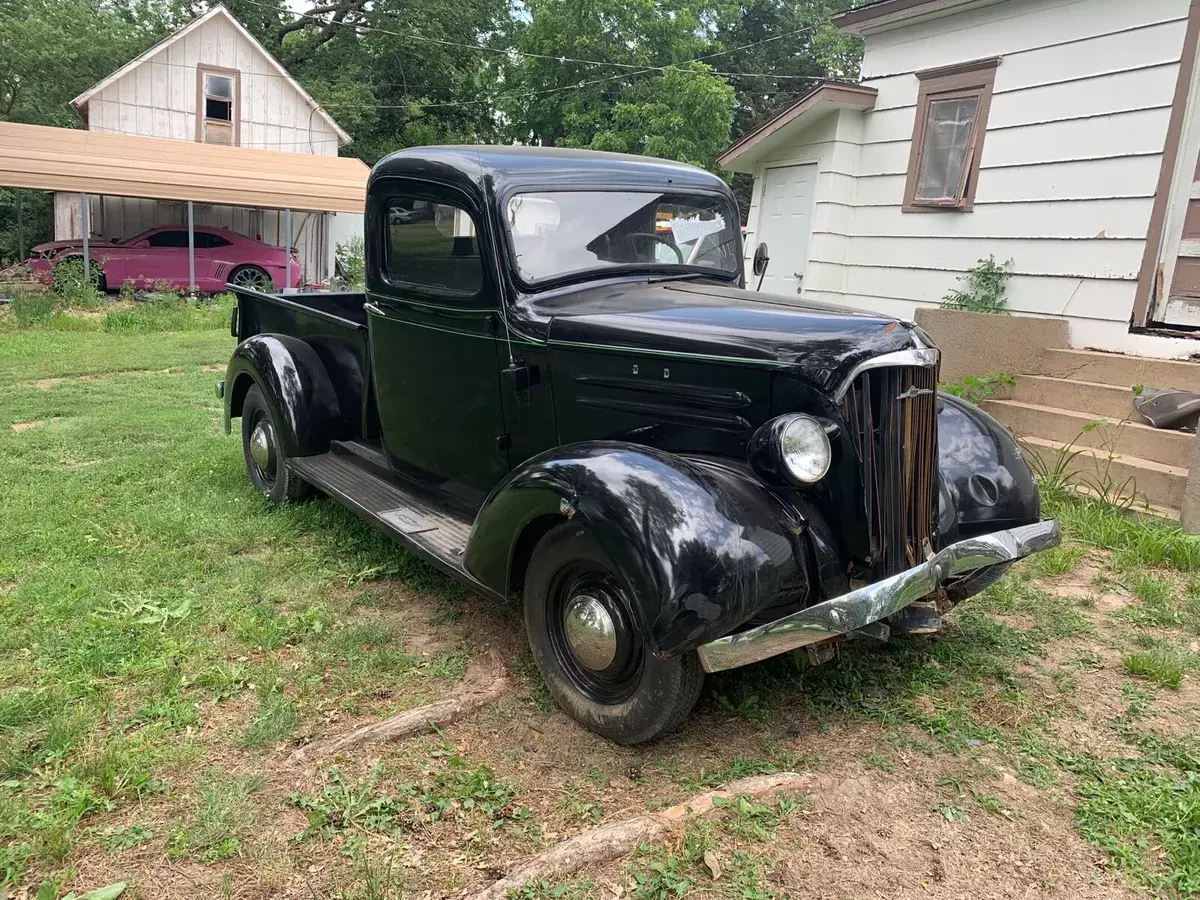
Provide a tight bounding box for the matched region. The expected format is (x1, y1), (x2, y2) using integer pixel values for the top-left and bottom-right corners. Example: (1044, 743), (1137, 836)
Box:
(778, 415), (831, 484)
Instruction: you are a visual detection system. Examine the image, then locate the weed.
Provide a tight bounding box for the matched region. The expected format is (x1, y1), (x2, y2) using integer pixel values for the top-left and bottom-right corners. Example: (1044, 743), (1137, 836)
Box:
(512, 650), (554, 713)
(288, 767), (410, 842)
(1027, 544), (1086, 578)
(419, 755), (518, 824)
(1123, 648), (1185, 688)
(975, 795), (1005, 814)
(940, 372), (1014, 405)
(95, 824), (153, 852)
(864, 753), (895, 773)
(11, 294), (56, 326)
(936, 803), (968, 823)
(939, 255), (1013, 313)
(166, 770), (264, 862)
(711, 794), (802, 841)
(50, 257), (105, 308)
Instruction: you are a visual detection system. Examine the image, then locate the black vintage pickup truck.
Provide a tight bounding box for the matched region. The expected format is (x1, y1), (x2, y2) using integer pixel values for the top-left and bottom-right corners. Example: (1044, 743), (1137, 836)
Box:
(218, 146), (1058, 744)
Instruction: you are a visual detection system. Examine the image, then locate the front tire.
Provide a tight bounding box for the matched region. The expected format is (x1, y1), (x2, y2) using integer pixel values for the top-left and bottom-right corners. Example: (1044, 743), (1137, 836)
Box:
(241, 383), (309, 504)
(229, 265), (273, 292)
(523, 521), (703, 745)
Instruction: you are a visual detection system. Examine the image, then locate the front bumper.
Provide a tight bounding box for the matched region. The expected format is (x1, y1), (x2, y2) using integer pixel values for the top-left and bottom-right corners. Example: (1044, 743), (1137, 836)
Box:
(696, 519), (1061, 673)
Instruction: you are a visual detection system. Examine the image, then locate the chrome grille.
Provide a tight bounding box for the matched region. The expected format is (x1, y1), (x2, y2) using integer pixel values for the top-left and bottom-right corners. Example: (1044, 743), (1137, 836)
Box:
(841, 364), (939, 579)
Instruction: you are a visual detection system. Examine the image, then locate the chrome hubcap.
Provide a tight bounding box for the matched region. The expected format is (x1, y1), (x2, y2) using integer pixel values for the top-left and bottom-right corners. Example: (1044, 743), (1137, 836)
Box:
(249, 421), (274, 473)
(563, 593), (618, 671)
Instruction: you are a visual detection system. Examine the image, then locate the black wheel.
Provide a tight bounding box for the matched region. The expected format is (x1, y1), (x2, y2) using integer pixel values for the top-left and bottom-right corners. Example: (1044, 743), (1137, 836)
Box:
(524, 521), (703, 745)
(229, 265), (273, 291)
(241, 384), (309, 504)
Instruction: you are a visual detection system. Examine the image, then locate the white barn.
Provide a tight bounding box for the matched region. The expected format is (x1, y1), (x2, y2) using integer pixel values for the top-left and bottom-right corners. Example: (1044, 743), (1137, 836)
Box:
(722, 0), (1200, 359)
(54, 4), (362, 286)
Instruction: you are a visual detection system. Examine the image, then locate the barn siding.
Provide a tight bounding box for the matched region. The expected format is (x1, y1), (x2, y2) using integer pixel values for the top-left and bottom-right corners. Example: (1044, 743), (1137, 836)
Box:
(776, 0), (1195, 357)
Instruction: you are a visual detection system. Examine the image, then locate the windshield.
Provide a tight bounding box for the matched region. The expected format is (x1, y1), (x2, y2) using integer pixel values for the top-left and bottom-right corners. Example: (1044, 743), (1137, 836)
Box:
(506, 191), (739, 284)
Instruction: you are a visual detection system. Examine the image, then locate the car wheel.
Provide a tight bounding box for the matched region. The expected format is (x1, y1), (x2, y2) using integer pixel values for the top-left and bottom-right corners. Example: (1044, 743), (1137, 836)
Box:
(523, 521), (703, 745)
(229, 265), (273, 292)
(241, 384), (309, 504)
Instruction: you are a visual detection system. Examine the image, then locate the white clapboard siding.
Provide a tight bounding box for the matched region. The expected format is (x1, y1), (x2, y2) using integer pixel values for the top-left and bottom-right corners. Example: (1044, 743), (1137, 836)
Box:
(862, 0), (1188, 79)
(854, 155), (1164, 207)
(813, 235), (1144, 280)
(866, 18), (1188, 112)
(861, 64), (1177, 144)
(860, 107), (1171, 176)
(849, 197), (1152, 240)
(828, 266), (1136, 321)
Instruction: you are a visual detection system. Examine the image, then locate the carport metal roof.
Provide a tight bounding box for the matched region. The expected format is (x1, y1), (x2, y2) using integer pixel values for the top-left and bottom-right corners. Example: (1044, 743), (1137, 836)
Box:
(0, 121), (369, 214)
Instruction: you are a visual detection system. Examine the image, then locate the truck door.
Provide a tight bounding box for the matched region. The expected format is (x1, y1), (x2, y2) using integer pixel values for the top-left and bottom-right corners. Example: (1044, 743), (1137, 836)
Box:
(365, 182), (510, 498)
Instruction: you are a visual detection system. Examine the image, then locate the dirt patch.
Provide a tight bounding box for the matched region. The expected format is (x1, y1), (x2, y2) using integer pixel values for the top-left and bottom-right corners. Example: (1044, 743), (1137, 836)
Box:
(10, 416), (63, 432)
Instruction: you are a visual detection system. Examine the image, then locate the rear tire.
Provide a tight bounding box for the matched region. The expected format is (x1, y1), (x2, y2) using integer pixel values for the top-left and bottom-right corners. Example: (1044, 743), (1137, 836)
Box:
(241, 383), (309, 504)
(523, 521), (703, 745)
(229, 265), (273, 292)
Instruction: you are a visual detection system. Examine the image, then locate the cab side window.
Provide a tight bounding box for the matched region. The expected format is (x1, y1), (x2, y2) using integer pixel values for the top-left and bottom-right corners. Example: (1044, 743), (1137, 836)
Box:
(384, 197), (482, 297)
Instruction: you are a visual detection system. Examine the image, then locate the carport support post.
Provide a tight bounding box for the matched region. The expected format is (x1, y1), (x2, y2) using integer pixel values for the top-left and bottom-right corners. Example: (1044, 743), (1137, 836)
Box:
(187, 200), (196, 294)
(15, 190), (24, 261)
(284, 208), (293, 289)
(80, 193), (89, 285)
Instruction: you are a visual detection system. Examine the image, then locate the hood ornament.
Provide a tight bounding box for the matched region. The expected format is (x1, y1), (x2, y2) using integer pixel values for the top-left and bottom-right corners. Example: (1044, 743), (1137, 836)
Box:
(897, 385), (934, 400)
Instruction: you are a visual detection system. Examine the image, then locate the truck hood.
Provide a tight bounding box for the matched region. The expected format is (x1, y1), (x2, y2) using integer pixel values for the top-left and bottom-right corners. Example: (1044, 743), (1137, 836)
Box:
(543, 281), (927, 395)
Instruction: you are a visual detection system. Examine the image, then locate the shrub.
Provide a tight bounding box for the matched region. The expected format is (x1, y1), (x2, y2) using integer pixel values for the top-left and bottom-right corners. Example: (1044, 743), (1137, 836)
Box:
(333, 236), (365, 290)
(50, 256), (105, 308)
(940, 372), (1014, 404)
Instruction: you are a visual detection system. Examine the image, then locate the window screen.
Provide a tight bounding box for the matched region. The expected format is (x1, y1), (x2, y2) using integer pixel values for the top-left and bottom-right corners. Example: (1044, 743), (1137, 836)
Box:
(913, 97), (979, 202)
(384, 198), (482, 296)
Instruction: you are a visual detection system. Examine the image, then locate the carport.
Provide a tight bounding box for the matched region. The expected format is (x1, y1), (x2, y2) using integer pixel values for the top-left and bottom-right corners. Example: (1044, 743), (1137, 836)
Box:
(0, 120), (369, 290)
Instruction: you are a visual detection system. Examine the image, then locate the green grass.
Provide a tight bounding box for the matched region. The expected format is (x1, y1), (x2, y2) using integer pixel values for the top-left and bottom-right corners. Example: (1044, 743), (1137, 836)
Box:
(0, 312), (464, 888)
(166, 770), (265, 862)
(1123, 648), (1186, 688)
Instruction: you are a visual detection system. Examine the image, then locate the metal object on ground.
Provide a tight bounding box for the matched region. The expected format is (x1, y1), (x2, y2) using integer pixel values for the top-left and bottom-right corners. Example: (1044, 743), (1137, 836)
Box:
(563, 593), (618, 671)
(696, 519), (1060, 673)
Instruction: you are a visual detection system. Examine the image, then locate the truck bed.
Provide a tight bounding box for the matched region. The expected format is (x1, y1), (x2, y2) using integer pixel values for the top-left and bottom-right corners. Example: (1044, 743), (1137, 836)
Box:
(231, 285), (372, 439)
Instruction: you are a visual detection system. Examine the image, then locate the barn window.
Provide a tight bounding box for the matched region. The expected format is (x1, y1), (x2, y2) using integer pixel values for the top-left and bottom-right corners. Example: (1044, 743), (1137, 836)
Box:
(197, 67), (239, 146)
(903, 57), (1000, 212)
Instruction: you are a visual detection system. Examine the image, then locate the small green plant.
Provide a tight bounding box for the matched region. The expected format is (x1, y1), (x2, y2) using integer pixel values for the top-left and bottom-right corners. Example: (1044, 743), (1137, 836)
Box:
(1026, 418), (1146, 511)
(418, 755), (518, 823)
(940, 372), (1014, 404)
(333, 236), (366, 290)
(1123, 648), (1185, 688)
(10, 293), (55, 325)
(939, 255), (1013, 313)
(95, 824), (153, 852)
(936, 803), (968, 822)
(166, 770), (264, 862)
(51, 256), (105, 308)
(864, 753), (895, 773)
(288, 767), (410, 841)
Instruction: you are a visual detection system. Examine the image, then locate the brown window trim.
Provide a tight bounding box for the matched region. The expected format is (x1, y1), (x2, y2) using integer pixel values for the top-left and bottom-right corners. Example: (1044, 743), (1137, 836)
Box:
(902, 56), (1001, 213)
(195, 64), (241, 147)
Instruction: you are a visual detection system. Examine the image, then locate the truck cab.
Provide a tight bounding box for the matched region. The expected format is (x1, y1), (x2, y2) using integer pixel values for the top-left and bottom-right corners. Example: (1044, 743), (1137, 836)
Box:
(220, 146), (1058, 745)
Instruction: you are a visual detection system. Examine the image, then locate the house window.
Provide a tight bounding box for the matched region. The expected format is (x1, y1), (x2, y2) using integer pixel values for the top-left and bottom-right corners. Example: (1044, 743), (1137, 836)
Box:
(903, 57), (1000, 212)
(197, 67), (238, 146)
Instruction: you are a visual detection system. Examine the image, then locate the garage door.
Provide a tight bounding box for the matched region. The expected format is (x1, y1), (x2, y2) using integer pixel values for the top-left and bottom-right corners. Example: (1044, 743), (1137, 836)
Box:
(753, 163), (817, 295)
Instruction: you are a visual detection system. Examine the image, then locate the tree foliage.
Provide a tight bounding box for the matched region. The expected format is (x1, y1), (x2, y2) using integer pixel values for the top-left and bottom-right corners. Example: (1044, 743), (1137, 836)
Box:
(0, 0), (864, 259)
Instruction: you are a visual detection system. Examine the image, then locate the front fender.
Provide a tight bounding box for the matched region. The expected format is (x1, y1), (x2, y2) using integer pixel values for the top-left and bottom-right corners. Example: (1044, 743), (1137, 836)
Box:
(223, 334), (342, 457)
(464, 443), (809, 657)
(937, 392), (1040, 543)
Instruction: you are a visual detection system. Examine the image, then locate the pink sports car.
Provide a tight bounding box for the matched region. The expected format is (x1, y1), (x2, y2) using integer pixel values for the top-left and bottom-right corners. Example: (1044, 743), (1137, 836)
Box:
(26, 225), (301, 293)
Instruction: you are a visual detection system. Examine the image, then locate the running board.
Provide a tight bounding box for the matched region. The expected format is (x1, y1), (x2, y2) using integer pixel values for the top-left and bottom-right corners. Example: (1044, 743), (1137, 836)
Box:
(288, 452), (494, 595)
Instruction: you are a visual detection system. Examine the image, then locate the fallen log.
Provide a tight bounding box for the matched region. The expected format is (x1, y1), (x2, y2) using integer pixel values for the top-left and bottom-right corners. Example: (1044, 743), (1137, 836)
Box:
(468, 771), (814, 900)
(289, 647), (510, 764)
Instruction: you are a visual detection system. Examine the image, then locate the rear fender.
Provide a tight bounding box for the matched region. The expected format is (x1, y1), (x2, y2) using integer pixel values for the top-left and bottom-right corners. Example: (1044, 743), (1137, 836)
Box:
(223, 334), (342, 457)
(937, 392), (1040, 542)
(464, 442), (809, 657)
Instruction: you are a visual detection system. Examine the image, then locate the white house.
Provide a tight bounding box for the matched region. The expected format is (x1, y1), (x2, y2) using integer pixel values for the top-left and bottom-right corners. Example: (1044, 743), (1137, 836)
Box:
(722, 0), (1200, 359)
(54, 4), (362, 285)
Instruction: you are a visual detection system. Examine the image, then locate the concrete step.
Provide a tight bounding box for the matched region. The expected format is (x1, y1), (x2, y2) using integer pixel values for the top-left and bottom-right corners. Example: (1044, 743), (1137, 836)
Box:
(982, 399), (1193, 469)
(1020, 435), (1187, 510)
(1013, 375), (1138, 421)
(1042, 348), (1200, 392)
